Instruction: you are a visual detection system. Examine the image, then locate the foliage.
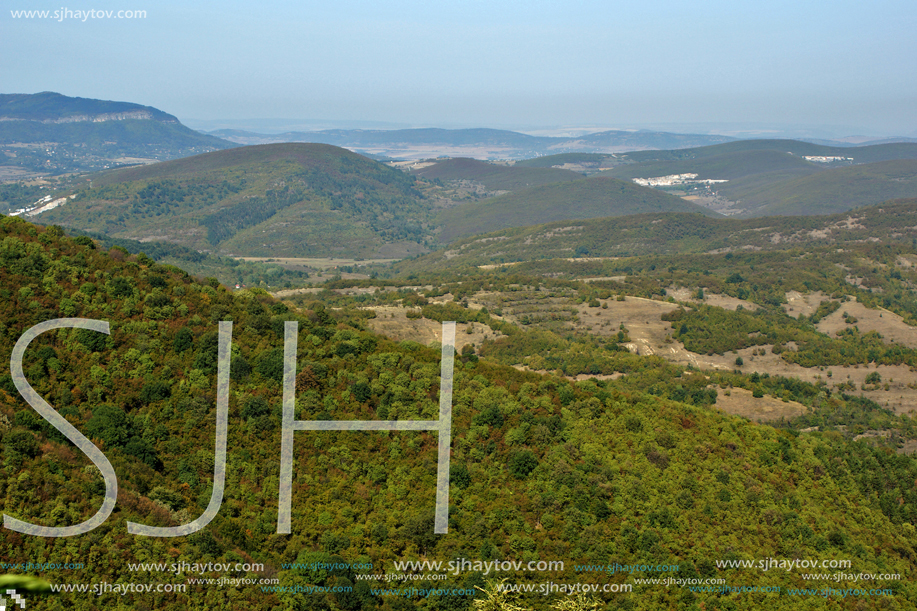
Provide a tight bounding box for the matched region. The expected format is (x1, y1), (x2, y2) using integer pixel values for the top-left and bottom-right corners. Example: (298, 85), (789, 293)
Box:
(1, 215), (917, 610)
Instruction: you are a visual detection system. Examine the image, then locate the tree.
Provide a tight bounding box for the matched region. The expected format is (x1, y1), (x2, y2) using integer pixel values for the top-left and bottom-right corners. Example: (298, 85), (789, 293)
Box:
(509, 451), (538, 479)
(473, 579), (527, 611)
(550, 593), (602, 611)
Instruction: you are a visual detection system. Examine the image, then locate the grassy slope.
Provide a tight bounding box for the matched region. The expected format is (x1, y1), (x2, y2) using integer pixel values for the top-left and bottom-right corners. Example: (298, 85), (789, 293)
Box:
(733, 158), (917, 217)
(514, 153), (613, 168)
(412, 157), (582, 191)
(91, 142), (369, 185)
(622, 139), (917, 164)
(402, 199), (917, 272)
(604, 149), (823, 181)
(436, 175), (718, 243)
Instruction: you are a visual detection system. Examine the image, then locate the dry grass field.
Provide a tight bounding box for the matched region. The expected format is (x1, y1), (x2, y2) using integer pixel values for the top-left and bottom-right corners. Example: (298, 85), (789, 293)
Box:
(364, 305), (503, 353)
(292, 283), (917, 418)
(713, 386), (809, 422)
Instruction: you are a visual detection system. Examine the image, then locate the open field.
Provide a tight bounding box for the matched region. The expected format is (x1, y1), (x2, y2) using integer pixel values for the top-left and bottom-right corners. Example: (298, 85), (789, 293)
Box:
(364, 305), (503, 353)
(0, 166), (45, 182)
(783, 290), (831, 317)
(580, 294), (917, 416)
(665, 287), (760, 311)
(238, 256), (400, 270)
(714, 386), (808, 422)
(815, 296), (917, 349)
(369, 288), (917, 420)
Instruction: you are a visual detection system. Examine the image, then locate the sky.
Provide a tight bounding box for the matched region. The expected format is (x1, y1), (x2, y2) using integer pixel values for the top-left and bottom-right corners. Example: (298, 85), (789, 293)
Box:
(3, 0), (916, 137)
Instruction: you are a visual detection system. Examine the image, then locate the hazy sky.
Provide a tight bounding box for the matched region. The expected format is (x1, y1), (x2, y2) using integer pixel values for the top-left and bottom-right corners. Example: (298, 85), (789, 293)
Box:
(4, 0), (916, 136)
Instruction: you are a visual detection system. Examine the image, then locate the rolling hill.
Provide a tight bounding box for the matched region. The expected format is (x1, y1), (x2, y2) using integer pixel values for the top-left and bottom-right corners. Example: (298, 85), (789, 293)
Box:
(514, 152), (616, 170)
(206, 127), (737, 160)
(435, 175), (718, 243)
(603, 149), (823, 182)
(619, 139), (917, 164)
(411, 157), (583, 192)
(36, 143), (435, 258)
(576, 141), (917, 217)
(401, 198), (917, 272)
(726, 158), (917, 217)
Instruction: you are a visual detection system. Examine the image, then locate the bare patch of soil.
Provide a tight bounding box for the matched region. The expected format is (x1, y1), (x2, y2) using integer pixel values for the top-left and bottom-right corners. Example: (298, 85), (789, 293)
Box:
(783, 291), (831, 317)
(575, 295), (917, 416)
(665, 287), (758, 311)
(511, 365), (625, 382)
(815, 297), (917, 350)
(714, 387), (808, 422)
(239, 256), (399, 269)
(364, 306), (502, 354)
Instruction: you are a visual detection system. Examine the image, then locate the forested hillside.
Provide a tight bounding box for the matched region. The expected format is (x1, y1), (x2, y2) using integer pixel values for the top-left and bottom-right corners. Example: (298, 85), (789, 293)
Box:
(435, 176), (716, 243)
(2, 215), (916, 609)
(37, 143), (436, 259)
(403, 199), (917, 271)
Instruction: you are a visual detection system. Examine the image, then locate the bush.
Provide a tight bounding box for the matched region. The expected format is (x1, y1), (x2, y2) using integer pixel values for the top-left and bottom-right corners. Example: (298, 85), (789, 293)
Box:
(85, 404), (132, 448)
(350, 382), (372, 403)
(78, 328), (108, 352)
(473, 406), (503, 428)
(107, 276), (134, 297)
(193, 331), (220, 374)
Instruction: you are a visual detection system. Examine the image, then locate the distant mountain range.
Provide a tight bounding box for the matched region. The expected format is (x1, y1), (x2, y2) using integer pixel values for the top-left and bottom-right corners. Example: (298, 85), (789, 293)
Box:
(0, 91), (179, 123)
(31, 142), (714, 258)
(27, 137), (917, 258)
(0, 92), (235, 175)
(205, 127), (738, 160)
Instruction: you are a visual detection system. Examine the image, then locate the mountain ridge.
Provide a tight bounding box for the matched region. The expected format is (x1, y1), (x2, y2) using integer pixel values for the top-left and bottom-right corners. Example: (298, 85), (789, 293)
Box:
(0, 91), (179, 123)
(0, 92), (235, 174)
(205, 127), (738, 159)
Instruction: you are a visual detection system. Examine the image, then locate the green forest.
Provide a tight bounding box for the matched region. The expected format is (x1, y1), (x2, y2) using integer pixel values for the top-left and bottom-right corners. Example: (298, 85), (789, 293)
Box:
(1, 214), (916, 610)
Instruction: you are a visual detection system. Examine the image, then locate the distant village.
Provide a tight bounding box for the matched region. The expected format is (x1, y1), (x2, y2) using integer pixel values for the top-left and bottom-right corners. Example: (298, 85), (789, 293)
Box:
(803, 155), (854, 163)
(632, 172), (728, 187)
